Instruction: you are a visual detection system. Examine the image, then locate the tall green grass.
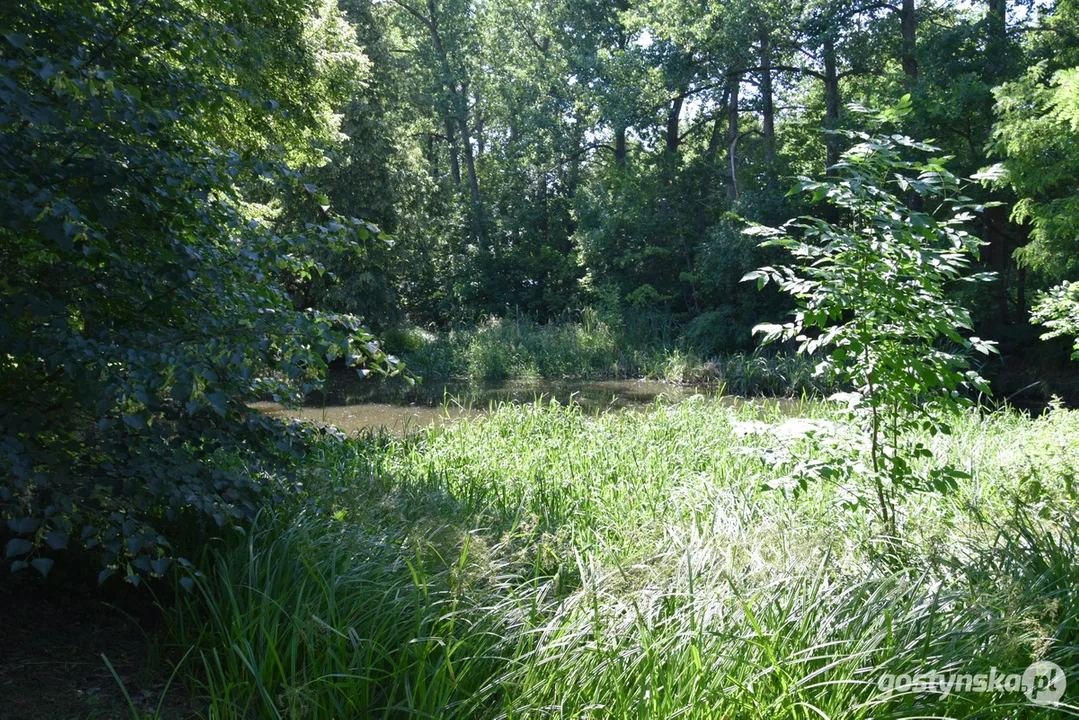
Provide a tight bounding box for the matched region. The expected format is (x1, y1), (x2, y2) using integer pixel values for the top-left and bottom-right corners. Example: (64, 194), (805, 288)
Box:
(395, 313), (830, 396)
(399, 312), (623, 380)
(165, 400), (1079, 717)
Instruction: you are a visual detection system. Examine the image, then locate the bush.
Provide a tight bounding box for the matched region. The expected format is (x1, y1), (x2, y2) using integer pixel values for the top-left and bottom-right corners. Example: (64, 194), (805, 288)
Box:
(0, 0), (391, 581)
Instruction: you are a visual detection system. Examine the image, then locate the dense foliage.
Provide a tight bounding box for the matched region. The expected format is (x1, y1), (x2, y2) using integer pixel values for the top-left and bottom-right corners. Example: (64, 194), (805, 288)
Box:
(6, 0), (1079, 583)
(277, 0), (1044, 319)
(0, 0), (394, 579)
(184, 0), (1079, 404)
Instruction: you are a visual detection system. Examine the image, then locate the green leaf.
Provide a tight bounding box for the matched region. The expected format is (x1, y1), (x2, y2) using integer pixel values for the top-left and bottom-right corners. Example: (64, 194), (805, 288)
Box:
(31, 558), (54, 578)
(786, 179), (820, 197)
(971, 163), (1007, 182)
(8, 517), (39, 534)
(44, 531), (68, 550)
(122, 413), (147, 430)
(5, 538), (32, 558)
(205, 391), (228, 417)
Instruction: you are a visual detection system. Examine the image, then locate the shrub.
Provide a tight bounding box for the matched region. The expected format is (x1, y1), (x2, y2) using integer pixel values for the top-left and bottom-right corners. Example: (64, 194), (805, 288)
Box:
(0, 0), (392, 581)
(745, 100), (997, 534)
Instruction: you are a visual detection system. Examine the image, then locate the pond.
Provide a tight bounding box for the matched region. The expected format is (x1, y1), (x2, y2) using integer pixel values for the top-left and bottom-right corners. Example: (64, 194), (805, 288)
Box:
(251, 369), (727, 435)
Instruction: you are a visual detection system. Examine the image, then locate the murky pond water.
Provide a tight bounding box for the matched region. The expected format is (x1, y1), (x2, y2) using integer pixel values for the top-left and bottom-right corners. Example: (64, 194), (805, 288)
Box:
(251, 370), (726, 435)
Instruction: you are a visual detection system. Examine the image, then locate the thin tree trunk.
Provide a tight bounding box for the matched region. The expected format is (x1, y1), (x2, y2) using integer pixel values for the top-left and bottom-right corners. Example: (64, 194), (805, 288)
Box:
(659, 95), (684, 222)
(697, 88), (729, 243)
(665, 95), (684, 154)
(426, 130), (439, 179)
(759, 23), (775, 171)
(444, 117), (461, 185)
(456, 93), (483, 241)
(824, 37), (841, 175)
(986, 0), (1007, 79)
(900, 0), (918, 90)
(705, 90), (727, 170)
(567, 109), (584, 199)
(613, 10), (630, 168)
(900, 0), (922, 211)
(727, 76), (741, 200)
(475, 105), (486, 157)
(424, 0), (483, 240)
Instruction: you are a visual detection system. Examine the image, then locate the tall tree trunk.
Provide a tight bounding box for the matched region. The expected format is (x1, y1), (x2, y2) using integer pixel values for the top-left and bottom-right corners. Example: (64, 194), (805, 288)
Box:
(824, 37), (841, 175)
(567, 109), (584, 199)
(705, 90), (727, 170)
(444, 117), (461, 185)
(565, 108), (582, 197)
(612, 13), (630, 169)
(900, 0), (918, 90)
(698, 88), (729, 234)
(659, 93), (684, 236)
(758, 23), (776, 183)
(665, 95), (684, 154)
(475, 105), (486, 157)
(423, 0), (483, 240)
(986, 0), (1007, 79)
(899, 0), (922, 210)
(455, 91), (483, 241)
(727, 76), (741, 201)
(426, 130), (439, 179)
(538, 171), (549, 245)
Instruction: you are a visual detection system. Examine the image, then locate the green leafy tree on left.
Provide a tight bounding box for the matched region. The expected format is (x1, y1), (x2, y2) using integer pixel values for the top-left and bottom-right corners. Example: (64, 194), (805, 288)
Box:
(0, 0), (395, 583)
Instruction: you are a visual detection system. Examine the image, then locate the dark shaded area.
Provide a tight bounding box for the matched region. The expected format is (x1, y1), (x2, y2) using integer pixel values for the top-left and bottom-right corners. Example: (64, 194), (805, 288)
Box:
(979, 322), (1079, 412)
(0, 573), (193, 719)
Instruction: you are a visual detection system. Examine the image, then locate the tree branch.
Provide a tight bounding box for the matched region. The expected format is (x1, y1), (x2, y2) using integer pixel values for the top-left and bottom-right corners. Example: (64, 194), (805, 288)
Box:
(86, 0), (154, 67)
(388, 0), (434, 33)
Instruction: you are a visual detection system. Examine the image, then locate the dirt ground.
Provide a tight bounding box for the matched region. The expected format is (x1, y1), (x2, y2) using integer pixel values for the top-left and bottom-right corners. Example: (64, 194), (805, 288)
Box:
(0, 571), (195, 720)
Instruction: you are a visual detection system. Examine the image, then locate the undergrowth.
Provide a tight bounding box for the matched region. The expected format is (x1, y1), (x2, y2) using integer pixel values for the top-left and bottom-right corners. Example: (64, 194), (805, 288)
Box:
(164, 399), (1079, 718)
(394, 313), (830, 396)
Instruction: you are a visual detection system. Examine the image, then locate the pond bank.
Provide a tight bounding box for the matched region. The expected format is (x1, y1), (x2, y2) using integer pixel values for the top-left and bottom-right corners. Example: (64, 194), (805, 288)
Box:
(251, 371), (814, 435)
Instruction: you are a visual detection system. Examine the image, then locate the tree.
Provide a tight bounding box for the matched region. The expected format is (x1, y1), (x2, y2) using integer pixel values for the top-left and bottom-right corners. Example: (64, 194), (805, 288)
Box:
(1031, 281), (1079, 359)
(745, 102), (996, 534)
(0, 0), (393, 581)
(388, 0), (486, 243)
(990, 63), (1079, 278)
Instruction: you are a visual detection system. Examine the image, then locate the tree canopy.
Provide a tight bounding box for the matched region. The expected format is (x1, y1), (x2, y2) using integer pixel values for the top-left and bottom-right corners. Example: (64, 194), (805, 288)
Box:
(288, 0), (1079, 343)
(1, 0), (394, 579)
